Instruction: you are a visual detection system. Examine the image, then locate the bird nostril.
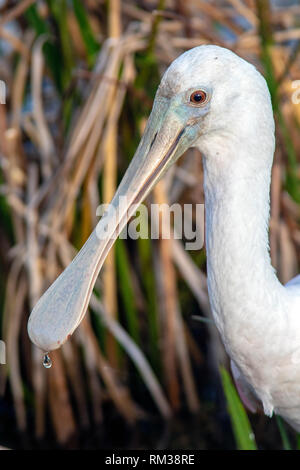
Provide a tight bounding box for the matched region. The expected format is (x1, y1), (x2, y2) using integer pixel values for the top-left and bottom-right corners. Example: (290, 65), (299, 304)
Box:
(149, 132), (158, 151)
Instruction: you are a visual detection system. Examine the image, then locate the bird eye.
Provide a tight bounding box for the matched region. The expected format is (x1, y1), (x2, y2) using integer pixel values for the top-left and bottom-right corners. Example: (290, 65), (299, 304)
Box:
(190, 90), (207, 105)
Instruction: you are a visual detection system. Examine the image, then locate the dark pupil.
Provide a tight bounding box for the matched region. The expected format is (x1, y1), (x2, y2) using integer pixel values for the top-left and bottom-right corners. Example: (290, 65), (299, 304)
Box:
(193, 93), (203, 102)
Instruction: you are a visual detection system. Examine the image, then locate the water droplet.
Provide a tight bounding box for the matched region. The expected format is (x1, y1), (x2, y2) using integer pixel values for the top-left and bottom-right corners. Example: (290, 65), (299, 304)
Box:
(43, 353), (52, 369)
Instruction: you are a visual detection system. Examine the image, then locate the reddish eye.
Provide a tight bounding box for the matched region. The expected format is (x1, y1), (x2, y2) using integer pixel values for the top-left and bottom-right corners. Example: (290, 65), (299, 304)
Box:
(190, 90), (207, 104)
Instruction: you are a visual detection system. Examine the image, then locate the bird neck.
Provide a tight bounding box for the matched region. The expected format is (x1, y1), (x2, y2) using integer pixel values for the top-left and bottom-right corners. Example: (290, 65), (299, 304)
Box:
(201, 136), (282, 338)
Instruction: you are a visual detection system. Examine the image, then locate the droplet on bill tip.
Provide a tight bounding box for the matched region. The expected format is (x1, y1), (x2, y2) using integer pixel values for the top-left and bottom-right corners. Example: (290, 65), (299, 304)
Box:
(43, 352), (52, 369)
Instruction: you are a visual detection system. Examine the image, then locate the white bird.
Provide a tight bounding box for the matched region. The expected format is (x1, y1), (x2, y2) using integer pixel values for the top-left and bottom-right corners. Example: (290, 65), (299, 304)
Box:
(28, 45), (300, 431)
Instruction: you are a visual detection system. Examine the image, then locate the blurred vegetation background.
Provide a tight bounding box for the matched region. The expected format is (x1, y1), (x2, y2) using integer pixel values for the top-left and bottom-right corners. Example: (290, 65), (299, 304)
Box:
(0, 0), (299, 450)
